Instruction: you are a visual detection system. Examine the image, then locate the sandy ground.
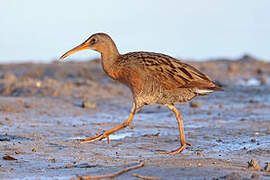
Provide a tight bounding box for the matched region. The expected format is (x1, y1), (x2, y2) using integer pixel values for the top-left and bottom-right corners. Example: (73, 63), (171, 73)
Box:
(0, 56), (270, 179)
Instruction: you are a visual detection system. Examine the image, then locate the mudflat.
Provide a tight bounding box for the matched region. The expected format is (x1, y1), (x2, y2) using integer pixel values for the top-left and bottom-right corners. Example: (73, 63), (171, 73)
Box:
(0, 55), (270, 179)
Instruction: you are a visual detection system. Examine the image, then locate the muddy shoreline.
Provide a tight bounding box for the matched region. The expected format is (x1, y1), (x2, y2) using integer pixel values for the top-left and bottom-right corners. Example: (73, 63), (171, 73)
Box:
(0, 56), (270, 179)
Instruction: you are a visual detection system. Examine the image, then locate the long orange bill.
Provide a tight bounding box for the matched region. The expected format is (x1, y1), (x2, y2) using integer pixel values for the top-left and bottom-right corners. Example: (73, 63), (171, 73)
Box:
(58, 43), (89, 60)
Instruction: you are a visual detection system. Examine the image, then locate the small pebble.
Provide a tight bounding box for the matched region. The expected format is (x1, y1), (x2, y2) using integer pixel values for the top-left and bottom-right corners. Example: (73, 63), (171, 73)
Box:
(66, 164), (71, 168)
(264, 162), (270, 172)
(189, 101), (201, 108)
(5, 117), (10, 121)
(249, 99), (259, 104)
(32, 148), (36, 152)
(240, 118), (246, 121)
(24, 103), (33, 109)
(216, 139), (223, 142)
(218, 104), (224, 109)
(257, 68), (263, 75)
(251, 138), (256, 143)
(82, 100), (96, 109)
(251, 173), (259, 179)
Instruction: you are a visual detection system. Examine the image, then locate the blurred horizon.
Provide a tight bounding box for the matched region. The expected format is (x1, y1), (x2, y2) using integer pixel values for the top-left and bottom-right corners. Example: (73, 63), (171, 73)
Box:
(0, 0), (269, 63)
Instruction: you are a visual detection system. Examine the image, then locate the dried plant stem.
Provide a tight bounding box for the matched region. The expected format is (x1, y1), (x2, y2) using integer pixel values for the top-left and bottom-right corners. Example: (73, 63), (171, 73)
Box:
(69, 161), (145, 180)
(132, 173), (159, 180)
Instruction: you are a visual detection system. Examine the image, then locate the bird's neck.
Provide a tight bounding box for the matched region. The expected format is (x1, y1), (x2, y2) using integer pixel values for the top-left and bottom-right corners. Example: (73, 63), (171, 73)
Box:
(100, 43), (120, 79)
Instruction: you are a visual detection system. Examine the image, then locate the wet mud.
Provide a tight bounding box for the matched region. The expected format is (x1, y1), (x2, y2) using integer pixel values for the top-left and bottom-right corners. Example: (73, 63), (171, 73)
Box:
(0, 56), (270, 179)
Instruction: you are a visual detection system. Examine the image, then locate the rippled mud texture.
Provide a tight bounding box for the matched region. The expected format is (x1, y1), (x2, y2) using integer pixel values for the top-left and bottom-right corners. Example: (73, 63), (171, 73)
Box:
(0, 55), (270, 179)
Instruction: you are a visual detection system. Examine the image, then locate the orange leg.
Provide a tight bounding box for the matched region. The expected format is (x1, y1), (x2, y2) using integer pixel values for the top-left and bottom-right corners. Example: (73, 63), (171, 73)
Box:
(76, 103), (136, 144)
(157, 104), (191, 154)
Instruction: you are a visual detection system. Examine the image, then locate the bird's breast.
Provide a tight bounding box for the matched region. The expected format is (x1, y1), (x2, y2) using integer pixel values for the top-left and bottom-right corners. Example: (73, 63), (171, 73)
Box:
(113, 67), (143, 93)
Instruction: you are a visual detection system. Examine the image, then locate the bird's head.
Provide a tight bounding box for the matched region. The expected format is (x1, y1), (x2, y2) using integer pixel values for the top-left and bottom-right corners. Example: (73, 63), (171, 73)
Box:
(59, 33), (117, 60)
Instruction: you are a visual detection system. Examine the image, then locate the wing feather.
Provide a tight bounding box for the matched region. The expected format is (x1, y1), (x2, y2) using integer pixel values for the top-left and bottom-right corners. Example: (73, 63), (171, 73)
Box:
(119, 52), (222, 91)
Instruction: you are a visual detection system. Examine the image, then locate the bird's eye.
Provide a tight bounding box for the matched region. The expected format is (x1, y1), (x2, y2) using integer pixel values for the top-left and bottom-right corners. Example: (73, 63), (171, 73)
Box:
(90, 38), (97, 45)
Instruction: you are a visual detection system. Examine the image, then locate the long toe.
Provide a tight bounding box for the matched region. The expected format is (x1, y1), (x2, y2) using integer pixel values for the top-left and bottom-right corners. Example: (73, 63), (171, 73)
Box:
(75, 134), (105, 144)
(156, 144), (187, 155)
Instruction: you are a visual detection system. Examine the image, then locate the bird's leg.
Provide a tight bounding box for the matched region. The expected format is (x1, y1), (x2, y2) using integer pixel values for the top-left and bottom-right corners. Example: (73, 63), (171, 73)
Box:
(76, 103), (136, 144)
(157, 104), (191, 154)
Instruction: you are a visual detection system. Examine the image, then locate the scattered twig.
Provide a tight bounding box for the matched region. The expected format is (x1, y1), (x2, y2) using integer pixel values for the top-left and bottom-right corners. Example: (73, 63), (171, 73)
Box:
(69, 161), (145, 180)
(2, 155), (17, 161)
(132, 173), (159, 180)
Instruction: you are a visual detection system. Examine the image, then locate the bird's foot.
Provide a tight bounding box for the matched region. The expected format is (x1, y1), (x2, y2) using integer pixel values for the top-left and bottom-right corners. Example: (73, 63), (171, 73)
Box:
(156, 143), (190, 155)
(75, 133), (110, 144)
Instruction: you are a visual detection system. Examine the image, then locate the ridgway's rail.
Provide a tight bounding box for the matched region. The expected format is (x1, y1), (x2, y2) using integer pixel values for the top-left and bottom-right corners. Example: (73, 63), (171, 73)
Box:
(59, 33), (223, 154)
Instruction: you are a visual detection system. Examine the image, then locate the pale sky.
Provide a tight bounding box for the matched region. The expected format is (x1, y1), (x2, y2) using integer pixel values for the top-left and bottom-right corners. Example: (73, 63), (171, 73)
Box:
(0, 0), (269, 62)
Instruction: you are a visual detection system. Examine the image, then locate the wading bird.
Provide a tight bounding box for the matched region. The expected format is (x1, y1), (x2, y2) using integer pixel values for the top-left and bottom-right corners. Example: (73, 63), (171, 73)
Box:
(59, 33), (223, 154)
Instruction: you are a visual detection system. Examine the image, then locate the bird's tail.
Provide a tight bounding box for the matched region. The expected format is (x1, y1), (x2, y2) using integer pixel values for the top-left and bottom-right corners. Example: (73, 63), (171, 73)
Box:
(208, 86), (224, 91)
(194, 86), (223, 95)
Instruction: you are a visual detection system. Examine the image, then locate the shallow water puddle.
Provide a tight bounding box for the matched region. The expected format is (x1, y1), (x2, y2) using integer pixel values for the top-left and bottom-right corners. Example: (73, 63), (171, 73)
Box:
(109, 132), (133, 140)
(238, 78), (261, 86)
(69, 132), (133, 140)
